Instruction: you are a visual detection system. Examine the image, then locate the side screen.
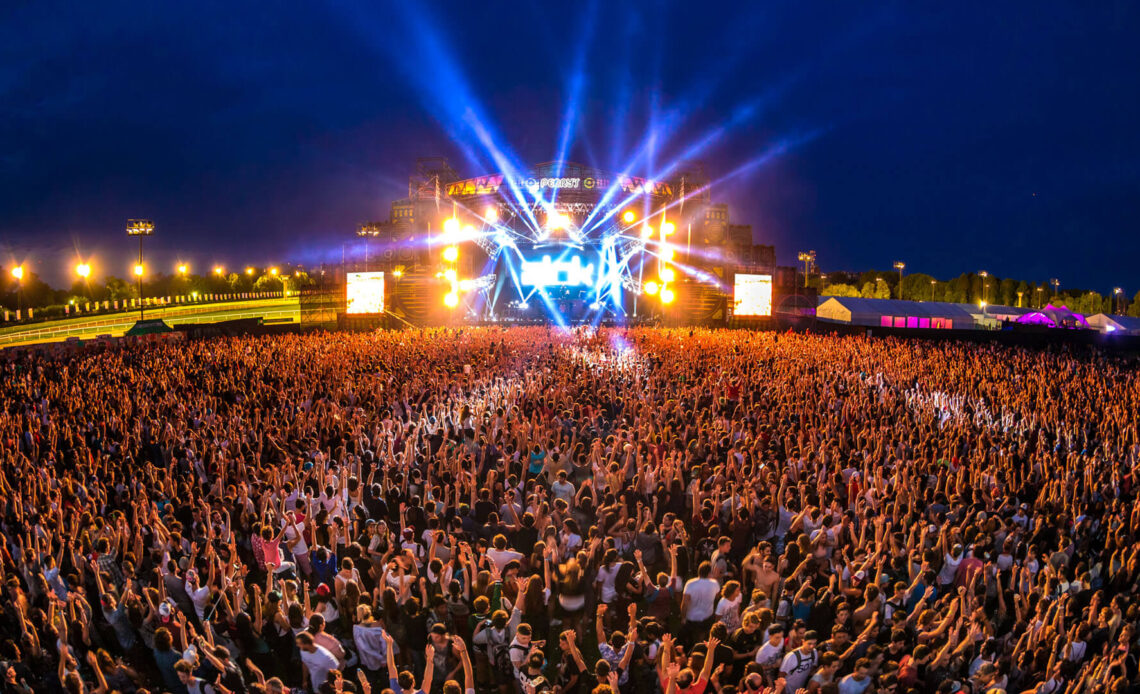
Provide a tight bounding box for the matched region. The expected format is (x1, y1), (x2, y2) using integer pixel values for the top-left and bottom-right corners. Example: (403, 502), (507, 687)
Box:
(346, 272), (385, 314)
(733, 273), (772, 316)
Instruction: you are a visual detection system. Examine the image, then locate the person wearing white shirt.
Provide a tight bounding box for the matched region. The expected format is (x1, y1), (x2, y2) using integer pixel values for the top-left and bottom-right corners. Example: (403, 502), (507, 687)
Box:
(680, 561), (720, 638)
(755, 624), (786, 674)
(297, 632), (339, 693)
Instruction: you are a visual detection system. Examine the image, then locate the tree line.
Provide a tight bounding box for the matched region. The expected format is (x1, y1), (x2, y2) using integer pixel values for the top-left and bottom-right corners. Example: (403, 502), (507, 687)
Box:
(817, 270), (1139, 317)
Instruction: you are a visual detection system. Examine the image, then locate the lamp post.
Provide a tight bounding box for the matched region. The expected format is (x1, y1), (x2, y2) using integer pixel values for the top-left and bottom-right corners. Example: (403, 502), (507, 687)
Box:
(1049, 278), (1060, 304)
(893, 261), (905, 299)
(76, 262), (91, 303)
(797, 251), (815, 288)
(1114, 287), (1123, 314)
(10, 266), (23, 317)
(1035, 286), (1044, 309)
(126, 219), (154, 320)
(357, 223), (382, 267)
(930, 279), (937, 302)
(979, 271), (989, 304)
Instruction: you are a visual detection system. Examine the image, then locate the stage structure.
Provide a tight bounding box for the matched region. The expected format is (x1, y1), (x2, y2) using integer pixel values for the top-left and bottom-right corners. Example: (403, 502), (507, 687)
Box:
(349, 159), (781, 326)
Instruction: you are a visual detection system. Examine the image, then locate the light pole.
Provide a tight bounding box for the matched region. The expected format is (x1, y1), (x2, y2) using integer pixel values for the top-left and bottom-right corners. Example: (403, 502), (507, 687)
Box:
(126, 219), (154, 320)
(357, 223), (381, 267)
(1035, 286), (1044, 309)
(797, 251), (816, 288)
(893, 261), (905, 299)
(76, 262), (91, 303)
(1050, 278), (1060, 304)
(1114, 287), (1123, 314)
(10, 266), (23, 317)
(930, 279), (937, 302)
(979, 271), (989, 304)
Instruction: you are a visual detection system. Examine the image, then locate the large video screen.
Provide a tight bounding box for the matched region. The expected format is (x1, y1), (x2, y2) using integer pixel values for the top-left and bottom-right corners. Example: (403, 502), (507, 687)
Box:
(733, 273), (772, 316)
(346, 272), (385, 314)
(518, 248), (600, 288)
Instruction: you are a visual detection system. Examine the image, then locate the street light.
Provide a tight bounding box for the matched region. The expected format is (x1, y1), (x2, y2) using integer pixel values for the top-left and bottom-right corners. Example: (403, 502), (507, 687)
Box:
(10, 266), (23, 316)
(930, 279), (937, 302)
(1114, 287), (1124, 314)
(245, 267), (255, 276)
(76, 263), (91, 279)
(126, 219), (154, 320)
(1049, 278), (1060, 303)
(893, 261), (905, 299)
(797, 251), (816, 289)
(177, 264), (188, 275)
(269, 267), (279, 276)
(979, 271), (989, 304)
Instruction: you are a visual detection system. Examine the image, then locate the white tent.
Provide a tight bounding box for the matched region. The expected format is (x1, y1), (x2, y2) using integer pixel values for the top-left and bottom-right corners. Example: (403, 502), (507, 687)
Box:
(1086, 313), (1140, 335)
(817, 297), (985, 329)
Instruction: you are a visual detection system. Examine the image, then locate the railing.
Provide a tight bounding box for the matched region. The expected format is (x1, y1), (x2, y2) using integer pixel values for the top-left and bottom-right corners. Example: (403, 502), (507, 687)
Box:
(0, 306), (299, 347)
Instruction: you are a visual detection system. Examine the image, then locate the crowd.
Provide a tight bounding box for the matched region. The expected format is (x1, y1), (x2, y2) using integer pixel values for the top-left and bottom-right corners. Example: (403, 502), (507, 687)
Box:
(0, 326), (1138, 694)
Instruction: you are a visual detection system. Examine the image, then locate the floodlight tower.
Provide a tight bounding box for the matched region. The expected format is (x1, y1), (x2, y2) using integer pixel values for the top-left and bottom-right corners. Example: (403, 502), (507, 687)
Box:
(797, 251), (815, 288)
(893, 261), (906, 299)
(126, 219), (154, 320)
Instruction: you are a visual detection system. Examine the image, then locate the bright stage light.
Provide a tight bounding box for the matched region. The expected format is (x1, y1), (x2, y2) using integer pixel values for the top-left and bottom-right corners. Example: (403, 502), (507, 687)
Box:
(444, 269), (457, 282)
(662, 222), (676, 235)
(76, 263), (91, 278)
(661, 246), (675, 261)
(641, 224), (653, 239)
(443, 246), (459, 263)
(644, 281), (659, 295)
(444, 218), (460, 236)
(134, 264), (144, 276)
(547, 212), (568, 229)
(485, 207), (498, 222)
(444, 292), (459, 308)
(661, 267), (676, 282)
(622, 210), (636, 223)
(661, 288), (675, 304)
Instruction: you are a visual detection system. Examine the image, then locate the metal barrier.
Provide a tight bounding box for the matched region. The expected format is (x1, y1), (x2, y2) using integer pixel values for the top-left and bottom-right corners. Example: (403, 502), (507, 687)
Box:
(0, 306), (299, 347)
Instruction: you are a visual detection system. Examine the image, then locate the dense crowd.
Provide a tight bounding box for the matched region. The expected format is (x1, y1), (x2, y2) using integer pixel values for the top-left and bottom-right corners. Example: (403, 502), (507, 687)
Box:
(0, 327), (1138, 694)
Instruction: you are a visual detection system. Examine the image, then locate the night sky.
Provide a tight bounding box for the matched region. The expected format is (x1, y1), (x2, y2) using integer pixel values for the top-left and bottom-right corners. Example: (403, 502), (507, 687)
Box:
(2, 2), (1138, 291)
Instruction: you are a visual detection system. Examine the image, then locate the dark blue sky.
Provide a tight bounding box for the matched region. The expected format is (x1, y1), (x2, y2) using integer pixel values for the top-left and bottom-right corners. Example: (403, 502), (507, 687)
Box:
(2, 2), (1138, 291)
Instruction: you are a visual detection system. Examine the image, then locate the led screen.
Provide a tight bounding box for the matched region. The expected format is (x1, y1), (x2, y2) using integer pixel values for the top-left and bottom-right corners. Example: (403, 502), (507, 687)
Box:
(346, 272), (385, 314)
(518, 249), (600, 287)
(733, 273), (772, 316)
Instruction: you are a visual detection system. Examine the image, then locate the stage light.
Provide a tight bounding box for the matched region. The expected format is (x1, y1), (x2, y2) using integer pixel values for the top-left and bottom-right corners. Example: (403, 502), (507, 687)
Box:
(444, 217), (460, 236)
(662, 221), (676, 235)
(661, 288), (675, 304)
(177, 264), (188, 275)
(485, 207), (498, 223)
(641, 224), (653, 239)
(443, 246), (459, 263)
(76, 263), (91, 278)
(644, 281), (660, 295)
(622, 210), (636, 223)
(518, 302), (530, 310)
(134, 264), (144, 277)
(661, 267), (676, 282)
(547, 212), (568, 229)
(11, 266), (23, 280)
(444, 269), (457, 282)
(444, 292), (459, 308)
(393, 269), (403, 278)
(214, 266), (224, 275)
(661, 246), (676, 261)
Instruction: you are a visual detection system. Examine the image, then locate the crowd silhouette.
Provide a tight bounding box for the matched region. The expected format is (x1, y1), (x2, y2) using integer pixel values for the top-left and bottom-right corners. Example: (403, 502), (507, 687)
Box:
(0, 327), (1137, 694)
